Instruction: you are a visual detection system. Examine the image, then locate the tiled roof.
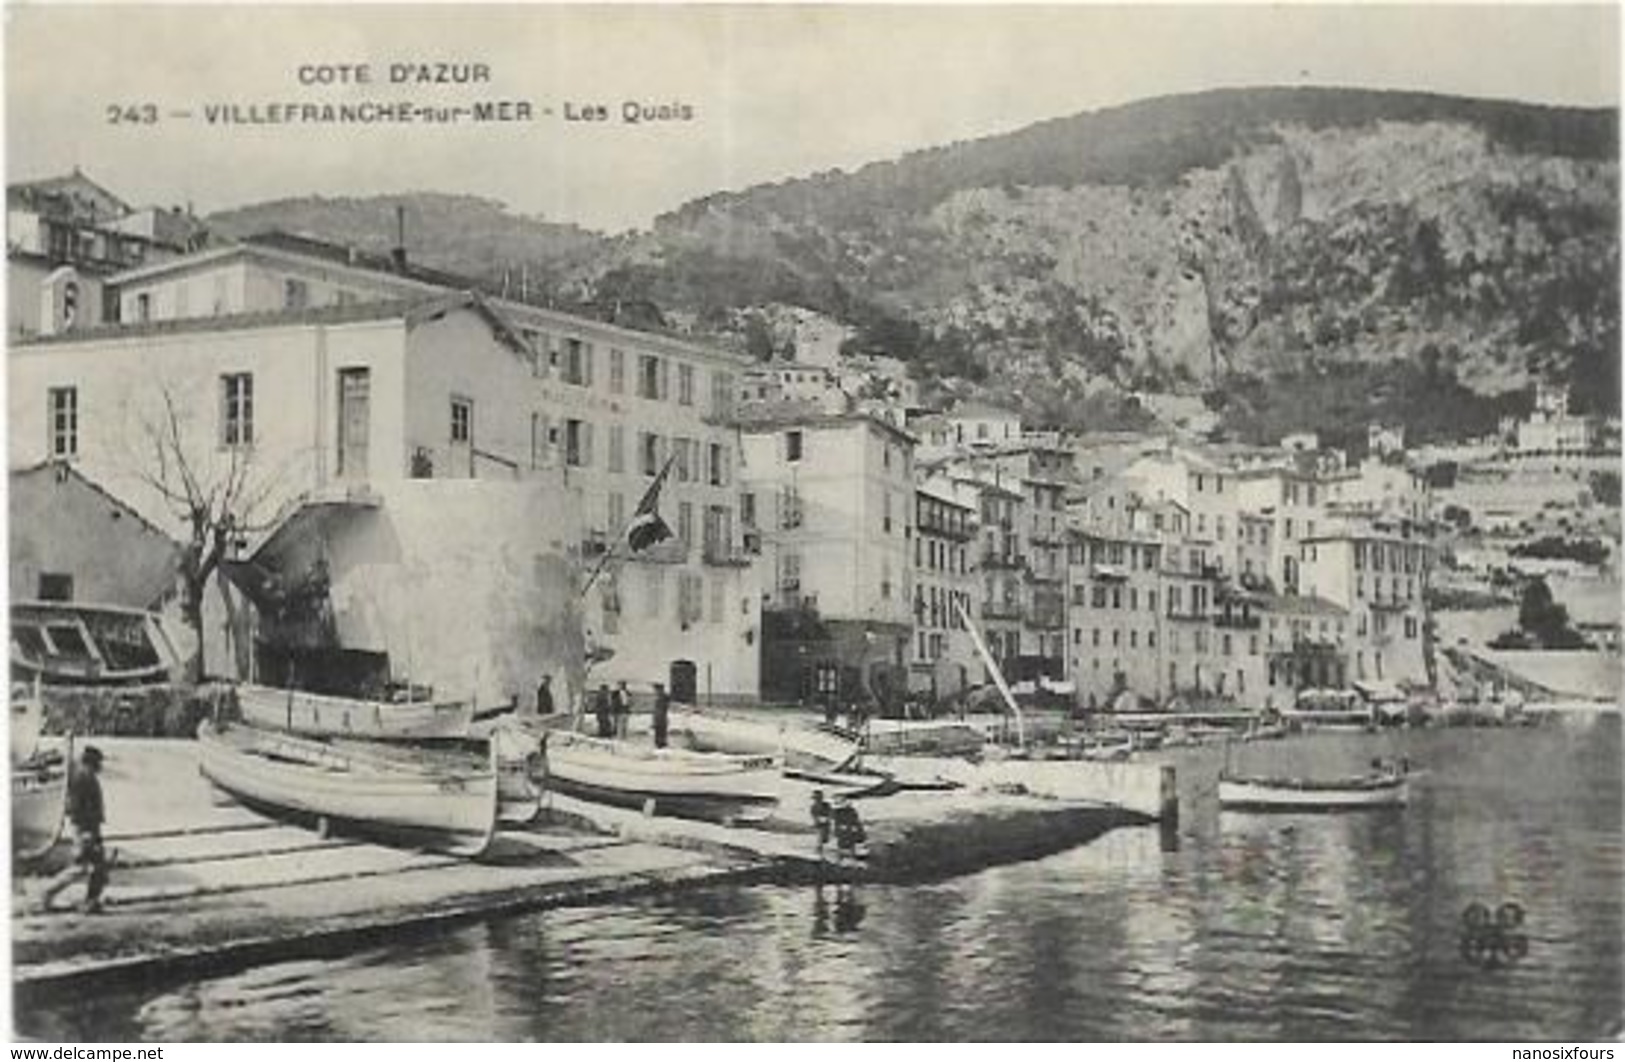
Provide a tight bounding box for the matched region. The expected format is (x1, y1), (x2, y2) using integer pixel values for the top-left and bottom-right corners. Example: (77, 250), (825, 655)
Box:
(13, 296), (432, 346)
(1253, 592), (1348, 617)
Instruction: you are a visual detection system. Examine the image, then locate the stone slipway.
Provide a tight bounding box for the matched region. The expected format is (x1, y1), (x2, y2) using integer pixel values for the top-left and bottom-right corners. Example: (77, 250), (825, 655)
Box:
(12, 738), (1165, 995)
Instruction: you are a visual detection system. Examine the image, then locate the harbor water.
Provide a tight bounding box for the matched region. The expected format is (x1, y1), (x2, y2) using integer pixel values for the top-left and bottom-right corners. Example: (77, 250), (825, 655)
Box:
(18, 720), (1622, 1042)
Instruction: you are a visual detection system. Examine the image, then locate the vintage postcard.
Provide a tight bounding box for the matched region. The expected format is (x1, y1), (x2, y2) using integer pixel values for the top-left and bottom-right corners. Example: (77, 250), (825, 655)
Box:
(4, 3), (1621, 1044)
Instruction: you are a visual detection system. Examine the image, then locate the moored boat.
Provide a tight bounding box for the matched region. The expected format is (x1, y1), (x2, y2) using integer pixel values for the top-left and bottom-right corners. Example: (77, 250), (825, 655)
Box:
(544, 729), (781, 824)
(237, 682), (474, 741)
(1218, 765), (1409, 811)
(197, 720), (500, 857)
(668, 707), (860, 776)
(861, 718), (986, 758)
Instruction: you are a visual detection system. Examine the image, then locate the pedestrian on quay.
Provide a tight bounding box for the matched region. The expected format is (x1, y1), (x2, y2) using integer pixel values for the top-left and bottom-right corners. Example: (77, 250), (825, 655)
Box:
(810, 789), (833, 854)
(651, 682), (671, 749)
(612, 680), (632, 738)
(594, 684), (614, 738)
(536, 674), (554, 716)
(41, 745), (110, 914)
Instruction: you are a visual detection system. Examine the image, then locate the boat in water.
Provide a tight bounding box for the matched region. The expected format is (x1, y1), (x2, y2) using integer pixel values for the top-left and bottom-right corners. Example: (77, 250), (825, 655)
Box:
(544, 729), (781, 824)
(236, 682), (475, 741)
(11, 601), (182, 687)
(1218, 761), (1410, 811)
(196, 720), (500, 857)
(667, 707), (860, 777)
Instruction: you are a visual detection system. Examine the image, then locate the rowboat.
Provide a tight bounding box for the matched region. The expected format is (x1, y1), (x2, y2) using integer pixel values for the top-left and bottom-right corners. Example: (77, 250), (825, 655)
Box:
(12, 735), (72, 862)
(1218, 766), (1409, 811)
(11, 601), (182, 687)
(861, 719), (986, 758)
(334, 725), (543, 827)
(545, 729), (781, 824)
(668, 708), (860, 776)
(197, 720), (500, 857)
(236, 682), (474, 741)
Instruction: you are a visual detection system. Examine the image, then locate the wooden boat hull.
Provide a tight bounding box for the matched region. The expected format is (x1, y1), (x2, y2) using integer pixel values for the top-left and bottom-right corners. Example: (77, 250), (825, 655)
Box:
(668, 709), (860, 774)
(10, 680), (43, 765)
(862, 720), (986, 758)
(1219, 773), (1409, 811)
(11, 601), (180, 686)
(197, 721), (499, 857)
(545, 731), (780, 824)
(237, 683), (474, 741)
(12, 735), (71, 863)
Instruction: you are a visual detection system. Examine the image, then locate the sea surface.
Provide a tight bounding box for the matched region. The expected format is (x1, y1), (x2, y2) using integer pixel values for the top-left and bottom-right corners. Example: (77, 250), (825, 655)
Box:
(18, 720), (1623, 1041)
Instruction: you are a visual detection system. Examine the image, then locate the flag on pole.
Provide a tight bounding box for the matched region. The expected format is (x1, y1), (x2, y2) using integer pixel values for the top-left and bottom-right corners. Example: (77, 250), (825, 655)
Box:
(626, 454), (676, 553)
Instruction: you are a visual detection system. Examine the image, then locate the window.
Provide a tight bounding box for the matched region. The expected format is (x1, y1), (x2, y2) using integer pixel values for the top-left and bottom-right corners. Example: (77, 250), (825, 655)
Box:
(786, 430), (803, 462)
(678, 501), (694, 544)
(884, 493), (893, 534)
(741, 492), (757, 528)
(641, 433), (661, 476)
(284, 279), (309, 310)
(638, 354), (662, 399)
(609, 349), (625, 393)
(221, 373), (254, 447)
(37, 573), (73, 602)
(607, 492), (625, 535)
(450, 397), (472, 445)
(563, 338), (592, 386)
(135, 293), (151, 322)
(709, 443), (728, 487)
(48, 387), (77, 458)
(678, 364), (694, 405)
(608, 426), (625, 473)
(564, 419), (591, 467)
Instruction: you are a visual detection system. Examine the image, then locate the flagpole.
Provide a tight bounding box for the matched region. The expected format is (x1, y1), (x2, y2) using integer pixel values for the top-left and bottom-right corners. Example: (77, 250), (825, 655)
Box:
(580, 453), (677, 599)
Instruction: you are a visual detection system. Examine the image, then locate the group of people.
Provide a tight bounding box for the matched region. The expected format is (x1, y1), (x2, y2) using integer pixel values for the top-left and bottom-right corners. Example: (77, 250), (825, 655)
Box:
(536, 674), (674, 749)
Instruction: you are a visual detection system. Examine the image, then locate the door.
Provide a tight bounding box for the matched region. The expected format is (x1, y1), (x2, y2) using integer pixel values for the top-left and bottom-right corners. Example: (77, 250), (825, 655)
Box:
(337, 368), (370, 480)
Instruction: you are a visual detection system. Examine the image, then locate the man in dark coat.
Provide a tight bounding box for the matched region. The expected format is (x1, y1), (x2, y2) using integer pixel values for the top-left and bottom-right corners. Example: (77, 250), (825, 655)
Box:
(536, 674), (554, 716)
(594, 684), (614, 738)
(42, 746), (109, 913)
(651, 682), (671, 749)
(612, 680), (632, 739)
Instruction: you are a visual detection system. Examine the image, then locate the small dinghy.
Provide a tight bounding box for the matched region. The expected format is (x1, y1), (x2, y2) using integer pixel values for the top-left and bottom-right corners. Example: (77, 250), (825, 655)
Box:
(1218, 761), (1410, 811)
(197, 720), (500, 857)
(545, 729), (781, 824)
(237, 682), (475, 741)
(12, 738), (71, 864)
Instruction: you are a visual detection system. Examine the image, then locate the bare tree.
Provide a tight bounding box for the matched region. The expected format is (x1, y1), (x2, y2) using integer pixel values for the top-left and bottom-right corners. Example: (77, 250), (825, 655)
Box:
(129, 385), (281, 681)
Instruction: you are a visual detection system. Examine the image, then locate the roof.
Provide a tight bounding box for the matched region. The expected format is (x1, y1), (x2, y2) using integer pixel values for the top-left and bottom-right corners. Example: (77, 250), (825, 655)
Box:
(915, 484), (974, 512)
(245, 230), (477, 290)
(14, 291), (533, 360)
(734, 409), (916, 445)
(951, 399), (1022, 420)
(9, 459), (179, 548)
(8, 169), (132, 218)
(1253, 592), (1348, 617)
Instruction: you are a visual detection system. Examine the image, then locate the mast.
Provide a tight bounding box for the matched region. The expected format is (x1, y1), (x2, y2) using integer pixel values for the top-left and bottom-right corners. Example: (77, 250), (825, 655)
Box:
(952, 598), (1026, 750)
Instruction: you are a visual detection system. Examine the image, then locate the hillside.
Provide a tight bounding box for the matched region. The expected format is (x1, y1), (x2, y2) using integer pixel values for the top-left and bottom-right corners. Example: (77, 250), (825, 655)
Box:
(209, 88), (1621, 440)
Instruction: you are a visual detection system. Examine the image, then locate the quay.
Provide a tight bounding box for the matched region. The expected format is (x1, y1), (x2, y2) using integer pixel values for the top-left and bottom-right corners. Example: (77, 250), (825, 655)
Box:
(13, 738), (1172, 996)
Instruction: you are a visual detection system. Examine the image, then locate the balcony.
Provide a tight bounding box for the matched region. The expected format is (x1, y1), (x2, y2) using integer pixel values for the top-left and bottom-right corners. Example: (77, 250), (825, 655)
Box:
(702, 542), (753, 567)
(982, 602), (1023, 621)
(980, 552), (1027, 571)
(1164, 609), (1211, 623)
(1213, 609), (1262, 630)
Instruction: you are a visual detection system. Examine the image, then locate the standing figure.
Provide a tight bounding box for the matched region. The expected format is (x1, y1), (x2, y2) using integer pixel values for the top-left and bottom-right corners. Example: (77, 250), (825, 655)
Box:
(41, 746), (110, 913)
(651, 682), (671, 749)
(809, 789), (833, 854)
(612, 680), (632, 739)
(594, 684), (614, 738)
(535, 674), (554, 716)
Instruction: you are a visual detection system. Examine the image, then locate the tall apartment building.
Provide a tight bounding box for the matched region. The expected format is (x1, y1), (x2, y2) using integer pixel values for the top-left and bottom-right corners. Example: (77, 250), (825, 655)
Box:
(739, 411), (916, 705)
(910, 485), (978, 697)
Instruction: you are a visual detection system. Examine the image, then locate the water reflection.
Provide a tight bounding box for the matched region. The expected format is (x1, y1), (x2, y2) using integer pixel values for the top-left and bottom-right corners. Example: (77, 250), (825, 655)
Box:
(16, 722), (1621, 1042)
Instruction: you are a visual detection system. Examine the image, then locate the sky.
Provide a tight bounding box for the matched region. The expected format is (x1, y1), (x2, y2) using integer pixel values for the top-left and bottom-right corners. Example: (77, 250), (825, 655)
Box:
(5, 4), (1620, 234)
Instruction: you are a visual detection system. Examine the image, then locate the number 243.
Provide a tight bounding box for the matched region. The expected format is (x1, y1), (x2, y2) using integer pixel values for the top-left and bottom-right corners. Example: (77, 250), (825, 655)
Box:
(106, 104), (158, 125)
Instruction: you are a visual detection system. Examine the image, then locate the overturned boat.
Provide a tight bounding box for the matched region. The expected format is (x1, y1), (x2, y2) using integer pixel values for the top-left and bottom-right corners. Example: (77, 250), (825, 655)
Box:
(197, 720), (500, 857)
(236, 682), (475, 741)
(544, 729), (781, 824)
(11, 601), (182, 687)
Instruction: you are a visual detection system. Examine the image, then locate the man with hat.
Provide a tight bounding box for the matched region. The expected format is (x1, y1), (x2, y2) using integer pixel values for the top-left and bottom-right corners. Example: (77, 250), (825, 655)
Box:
(42, 745), (110, 913)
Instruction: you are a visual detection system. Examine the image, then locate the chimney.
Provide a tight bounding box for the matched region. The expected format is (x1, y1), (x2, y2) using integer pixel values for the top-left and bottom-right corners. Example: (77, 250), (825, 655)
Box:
(391, 204), (407, 271)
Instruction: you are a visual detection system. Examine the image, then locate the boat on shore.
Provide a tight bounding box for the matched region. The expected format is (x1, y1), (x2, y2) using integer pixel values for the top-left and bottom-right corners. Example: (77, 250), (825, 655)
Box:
(11, 601), (182, 687)
(197, 720), (500, 857)
(861, 718), (986, 758)
(668, 707), (860, 776)
(11, 677), (44, 765)
(543, 729), (781, 824)
(12, 734), (72, 863)
(1218, 762), (1410, 811)
(236, 682), (475, 741)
